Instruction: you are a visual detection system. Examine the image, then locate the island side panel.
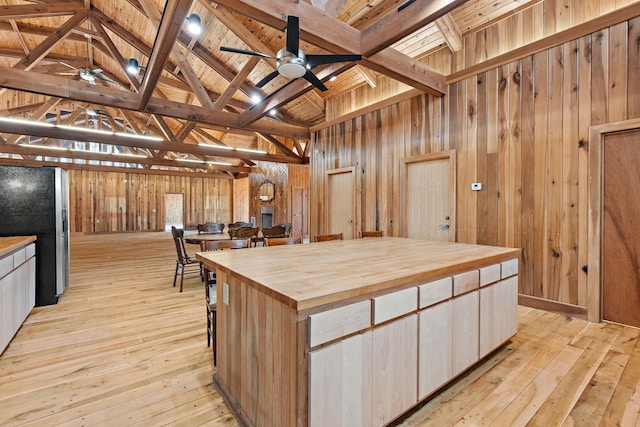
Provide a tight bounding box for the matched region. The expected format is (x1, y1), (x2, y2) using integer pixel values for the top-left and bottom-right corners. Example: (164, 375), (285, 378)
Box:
(215, 268), (299, 427)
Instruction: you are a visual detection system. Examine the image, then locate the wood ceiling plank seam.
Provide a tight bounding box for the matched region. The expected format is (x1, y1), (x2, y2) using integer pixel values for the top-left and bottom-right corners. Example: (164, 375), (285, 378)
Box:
(454, 0), (541, 36)
(137, 0), (194, 109)
(14, 11), (88, 71)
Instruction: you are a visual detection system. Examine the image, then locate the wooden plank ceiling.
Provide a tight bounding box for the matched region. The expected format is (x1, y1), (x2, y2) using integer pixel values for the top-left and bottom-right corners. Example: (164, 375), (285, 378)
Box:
(0, 0), (538, 177)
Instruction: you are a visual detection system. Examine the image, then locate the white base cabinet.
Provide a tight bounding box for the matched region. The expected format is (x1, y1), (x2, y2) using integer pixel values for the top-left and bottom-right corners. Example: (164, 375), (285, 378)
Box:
(0, 242), (36, 354)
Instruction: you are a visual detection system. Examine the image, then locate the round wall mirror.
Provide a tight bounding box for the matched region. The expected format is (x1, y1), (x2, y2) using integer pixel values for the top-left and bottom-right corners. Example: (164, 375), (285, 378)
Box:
(258, 181), (275, 202)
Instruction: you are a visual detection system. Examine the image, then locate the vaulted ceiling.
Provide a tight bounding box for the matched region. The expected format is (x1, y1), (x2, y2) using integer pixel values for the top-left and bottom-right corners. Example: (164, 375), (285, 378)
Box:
(0, 0), (538, 178)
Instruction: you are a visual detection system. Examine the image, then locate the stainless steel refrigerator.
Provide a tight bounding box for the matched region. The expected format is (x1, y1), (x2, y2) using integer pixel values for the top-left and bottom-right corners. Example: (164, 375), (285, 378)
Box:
(0, 165), (70, 306)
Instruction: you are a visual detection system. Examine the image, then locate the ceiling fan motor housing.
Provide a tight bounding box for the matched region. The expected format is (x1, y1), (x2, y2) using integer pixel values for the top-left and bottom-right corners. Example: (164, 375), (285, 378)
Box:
(277, 48), (307, 78)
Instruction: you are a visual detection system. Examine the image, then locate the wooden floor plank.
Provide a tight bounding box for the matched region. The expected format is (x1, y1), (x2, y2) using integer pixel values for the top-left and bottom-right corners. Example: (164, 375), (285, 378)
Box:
(1, 232), (640, 426)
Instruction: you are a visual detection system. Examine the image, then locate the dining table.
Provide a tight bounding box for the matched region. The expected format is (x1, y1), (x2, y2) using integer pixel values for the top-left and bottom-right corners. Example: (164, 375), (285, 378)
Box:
(184, 232), (265, 247)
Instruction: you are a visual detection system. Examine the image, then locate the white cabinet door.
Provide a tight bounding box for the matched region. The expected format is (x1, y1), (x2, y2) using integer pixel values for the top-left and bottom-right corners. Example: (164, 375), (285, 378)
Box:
(372, 315), (418, 426)
(418, 300), (453, 399)
(480, 276), (518, 357)
(452, 291), (479, 376)
(0, 273), (14, 352)
(309, 332), (373, 427)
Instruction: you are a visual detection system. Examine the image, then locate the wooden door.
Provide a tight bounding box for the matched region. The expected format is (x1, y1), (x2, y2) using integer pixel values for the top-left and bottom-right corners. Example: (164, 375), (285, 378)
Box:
(290, 185), (306, 238)
(402, 151), (456, 241)
(327, 167), (356, 239)
(602, 132), (640, 327)
(164, 193), (184, 231)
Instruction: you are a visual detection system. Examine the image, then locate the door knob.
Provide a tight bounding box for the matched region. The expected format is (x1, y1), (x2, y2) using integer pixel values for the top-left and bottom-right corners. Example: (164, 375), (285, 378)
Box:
(347, 219), (353, 224)
(440, 223), (450, 229)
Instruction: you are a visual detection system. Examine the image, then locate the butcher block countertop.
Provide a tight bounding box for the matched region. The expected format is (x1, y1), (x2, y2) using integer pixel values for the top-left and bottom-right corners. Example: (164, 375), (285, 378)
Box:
(0, 236), (36, 259)
(197, 237), (520, 312)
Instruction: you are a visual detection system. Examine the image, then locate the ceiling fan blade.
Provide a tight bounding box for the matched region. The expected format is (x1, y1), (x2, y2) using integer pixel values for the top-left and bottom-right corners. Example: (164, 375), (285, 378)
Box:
(285, 15), (299, 55)
(220, 46), (274, 59)
(303, 70), (328, 92)
(256, 70), (280, 88)
(306, 54), (362, 68)
(90, 68), (104, 75)
(95, 74), (117, 84)
(59, 61), (78, 71)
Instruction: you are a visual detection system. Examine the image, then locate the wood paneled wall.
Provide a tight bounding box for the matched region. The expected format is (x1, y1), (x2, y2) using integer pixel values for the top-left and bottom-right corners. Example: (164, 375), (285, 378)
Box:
(311, 93), (445, 238)
(68, 170), (233, 233)
(312, 15), (640, 313)
(246, 162), (310, 228)
(426, 0), (640, 76)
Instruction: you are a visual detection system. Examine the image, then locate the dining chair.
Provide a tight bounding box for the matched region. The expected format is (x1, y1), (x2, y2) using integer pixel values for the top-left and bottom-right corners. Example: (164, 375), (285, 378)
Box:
(313, 232), (343, 242)
(171, 226), (202, 292)
(261, 225), (287, 239)
(232, 226), (260, 246)
(264, 236), (302, 246)
(276, 222), (291, 237)
(199, 237), (250, 365)
(359, 230), (383, 238)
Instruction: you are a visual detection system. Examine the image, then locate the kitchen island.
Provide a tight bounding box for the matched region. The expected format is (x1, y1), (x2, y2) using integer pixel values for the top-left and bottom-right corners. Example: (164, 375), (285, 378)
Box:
(197, 237), (520, 427)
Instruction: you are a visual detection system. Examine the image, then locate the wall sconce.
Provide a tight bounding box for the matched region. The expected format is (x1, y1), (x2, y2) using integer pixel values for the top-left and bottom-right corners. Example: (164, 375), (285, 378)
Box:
(186, 14), (201, 35)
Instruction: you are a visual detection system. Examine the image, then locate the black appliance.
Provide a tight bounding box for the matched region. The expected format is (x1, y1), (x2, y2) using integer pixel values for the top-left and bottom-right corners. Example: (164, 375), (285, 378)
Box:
(0, 165), (69, 306)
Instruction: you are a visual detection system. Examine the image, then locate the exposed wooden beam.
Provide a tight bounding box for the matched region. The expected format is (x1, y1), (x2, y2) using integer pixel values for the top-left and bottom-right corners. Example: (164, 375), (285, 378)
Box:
(0, 102), (46, 116)
(238, 63), (353, 126)
(14, 11), (87, 71)
(0, 2), (81, 19)
(211, 0), (446, 96)
(256, 133), (300, 158)
(435, 13), (463, 53)
(0, 157), (238, 178)
(0, 119), (305, 163)
(0, 67), (310, 139)
(310, 0), (348, 17)
(5, 97), (61, 144)
(360, 0), (468, 56)
(213, 56), (259, 110)
(355, 65), (377, 88)
(138, 0), (193, 108)
(0, 144), (252, 173)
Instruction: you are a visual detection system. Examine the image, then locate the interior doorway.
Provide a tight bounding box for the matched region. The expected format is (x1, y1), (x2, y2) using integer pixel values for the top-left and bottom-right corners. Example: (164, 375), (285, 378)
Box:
(290, 185), (307, 238)
(327, 167), (357, 239)
(402, 151), (456, 241)
(601, 131), (640, 327)
(164, 193), (184, 231)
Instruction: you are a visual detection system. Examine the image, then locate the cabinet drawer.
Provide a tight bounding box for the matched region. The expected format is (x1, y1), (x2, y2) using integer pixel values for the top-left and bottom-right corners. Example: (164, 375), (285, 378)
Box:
(12, 248), (26, 268)
(501, 258), (519, 279)
(419, 277), (452, 309)
(480, 264), (501, 287)
(453, 270), (479, 296)
(0, 255), (13, 279)
(373, 287), (418, 324)
(309, 300), (371, 347)
(25, 243), (36, 259)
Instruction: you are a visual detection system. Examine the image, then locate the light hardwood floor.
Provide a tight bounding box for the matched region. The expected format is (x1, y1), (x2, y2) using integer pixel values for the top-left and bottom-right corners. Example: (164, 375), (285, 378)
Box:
(1, 232), (639, 426)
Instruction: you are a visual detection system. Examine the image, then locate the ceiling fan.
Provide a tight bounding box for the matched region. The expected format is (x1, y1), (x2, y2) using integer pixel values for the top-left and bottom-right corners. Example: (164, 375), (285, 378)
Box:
(59, 62), (117, 86)
(220, 15), (361, 92)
